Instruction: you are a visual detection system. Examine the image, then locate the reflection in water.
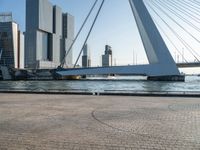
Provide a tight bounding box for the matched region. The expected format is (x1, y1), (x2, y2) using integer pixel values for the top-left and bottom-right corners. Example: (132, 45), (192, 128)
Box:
(142, 81), (173, 92)
(0, 76), (199, 92)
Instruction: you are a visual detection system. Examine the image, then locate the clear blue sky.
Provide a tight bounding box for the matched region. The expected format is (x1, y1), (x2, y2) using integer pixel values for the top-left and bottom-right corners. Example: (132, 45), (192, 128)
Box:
(1, 0), (200, 74)
(0, 0), (146, 66)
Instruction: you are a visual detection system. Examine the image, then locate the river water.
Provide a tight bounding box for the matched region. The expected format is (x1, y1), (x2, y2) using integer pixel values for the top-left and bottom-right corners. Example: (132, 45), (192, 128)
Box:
(0, 76), (200, 93)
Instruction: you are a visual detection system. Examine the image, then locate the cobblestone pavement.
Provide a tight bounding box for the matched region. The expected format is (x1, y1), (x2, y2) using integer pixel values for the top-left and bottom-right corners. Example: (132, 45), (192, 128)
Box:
(0, 94), (200, 149)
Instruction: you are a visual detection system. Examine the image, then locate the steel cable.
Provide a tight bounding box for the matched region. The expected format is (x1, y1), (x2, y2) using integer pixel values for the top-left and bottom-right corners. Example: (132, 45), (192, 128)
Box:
(59, 0), (99, 68)
(74, 0), (105, 67)
(146, 1), (200, 62)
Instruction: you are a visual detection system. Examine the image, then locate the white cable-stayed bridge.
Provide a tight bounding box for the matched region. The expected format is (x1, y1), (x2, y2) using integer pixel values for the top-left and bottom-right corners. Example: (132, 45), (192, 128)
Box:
(55, 0), (200, 81)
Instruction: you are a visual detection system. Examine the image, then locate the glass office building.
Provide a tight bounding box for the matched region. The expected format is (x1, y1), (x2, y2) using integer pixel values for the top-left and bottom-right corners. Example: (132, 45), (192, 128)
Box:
(102, 45), (113, 67)
(0, 13), (24, 69)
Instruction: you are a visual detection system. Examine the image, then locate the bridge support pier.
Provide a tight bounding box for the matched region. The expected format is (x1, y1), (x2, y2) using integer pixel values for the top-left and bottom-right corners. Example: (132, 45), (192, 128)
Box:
(147, 75), (185, 82)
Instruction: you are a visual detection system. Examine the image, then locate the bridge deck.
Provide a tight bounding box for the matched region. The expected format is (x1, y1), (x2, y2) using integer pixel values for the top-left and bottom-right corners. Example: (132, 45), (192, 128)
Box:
(177, 62), (200, 68)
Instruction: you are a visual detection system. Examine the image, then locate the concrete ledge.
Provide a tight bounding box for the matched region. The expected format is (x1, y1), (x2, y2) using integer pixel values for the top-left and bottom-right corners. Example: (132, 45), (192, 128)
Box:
(0, 90), (200, 98)
(99, 92), (200, 98)
(0, 90), (93, 96)
(147, 75), (185, 81)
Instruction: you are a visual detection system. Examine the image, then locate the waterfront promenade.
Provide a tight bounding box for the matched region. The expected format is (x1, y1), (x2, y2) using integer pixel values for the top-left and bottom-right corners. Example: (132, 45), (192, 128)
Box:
(0, 93), (200, 149)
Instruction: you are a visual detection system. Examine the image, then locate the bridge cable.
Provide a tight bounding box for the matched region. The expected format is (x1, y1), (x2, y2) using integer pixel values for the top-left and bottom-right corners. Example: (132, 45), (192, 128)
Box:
(59, 0), (98, 68)
(155, 0), (200, 34)
(191, 0), (200, 8)
(150, 0), (200, 60)
(153, 20), (188, 63)
(147, 1), (200, 62)
(149, 0), (200, 44)
(185, 0), (200, 13)
(164, 0), (200, 24)
(170, 0), (200, 16)
(168, 0), (200, 20)
(147, 1), (200, 61)
(74, 0), (105, 68)
(187, 0), (200, 8)
(146, 1), (200, 62)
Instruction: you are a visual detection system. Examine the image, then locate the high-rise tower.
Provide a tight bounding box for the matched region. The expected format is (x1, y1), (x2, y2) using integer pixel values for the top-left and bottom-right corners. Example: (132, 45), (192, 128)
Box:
(0, 13), (24, 69)
(82, 44), (91, 68)
(62, 13), (74, 67)
(25, 0), (74, 69)
(102, 45), (113, 67)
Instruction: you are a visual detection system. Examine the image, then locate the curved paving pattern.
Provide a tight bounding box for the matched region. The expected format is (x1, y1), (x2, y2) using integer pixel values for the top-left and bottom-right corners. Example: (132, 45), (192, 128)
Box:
(92, 104), (200, 142)
(0, 94), (200, 149)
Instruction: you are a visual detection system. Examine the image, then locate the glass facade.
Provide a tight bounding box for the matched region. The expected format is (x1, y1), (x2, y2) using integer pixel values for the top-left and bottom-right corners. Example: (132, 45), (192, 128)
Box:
(0, 23), (15, 67)
(0, 69), (2, 80)
(0, 21), (24, 69)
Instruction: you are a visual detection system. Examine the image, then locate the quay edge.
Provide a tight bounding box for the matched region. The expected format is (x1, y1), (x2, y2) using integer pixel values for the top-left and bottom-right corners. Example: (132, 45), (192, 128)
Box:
(147, 75), (185, 82)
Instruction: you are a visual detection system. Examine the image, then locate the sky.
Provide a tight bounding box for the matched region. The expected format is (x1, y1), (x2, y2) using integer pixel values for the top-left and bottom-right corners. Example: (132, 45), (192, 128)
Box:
(1, 0), (200, 74)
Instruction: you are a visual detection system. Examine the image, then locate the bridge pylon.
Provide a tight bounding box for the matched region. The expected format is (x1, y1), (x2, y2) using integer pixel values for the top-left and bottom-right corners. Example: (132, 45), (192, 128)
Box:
(56, 0), (185, 81)
(129, 0), (184, 81)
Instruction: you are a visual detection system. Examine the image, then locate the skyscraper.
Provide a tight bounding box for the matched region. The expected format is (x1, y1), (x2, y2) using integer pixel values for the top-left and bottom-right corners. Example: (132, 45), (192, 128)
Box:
(82, 44), (91, 68)
(0, 13), (24, 69)
(62, 13), (74, 67)
(25, 0), (74, 69)
(102, 45), (113, 67)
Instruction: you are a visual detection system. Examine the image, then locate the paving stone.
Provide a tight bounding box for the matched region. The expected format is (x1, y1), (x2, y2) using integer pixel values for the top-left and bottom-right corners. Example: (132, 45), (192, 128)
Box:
(0, 94), (199, 149)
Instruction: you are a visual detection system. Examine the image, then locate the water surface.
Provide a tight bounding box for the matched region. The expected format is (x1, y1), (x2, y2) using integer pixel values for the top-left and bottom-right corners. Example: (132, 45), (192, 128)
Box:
(0, 76), (200, 93)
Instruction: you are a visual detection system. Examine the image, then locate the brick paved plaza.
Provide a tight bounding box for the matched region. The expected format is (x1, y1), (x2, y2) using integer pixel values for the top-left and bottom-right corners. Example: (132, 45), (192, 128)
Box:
(0, 93), (200, 149)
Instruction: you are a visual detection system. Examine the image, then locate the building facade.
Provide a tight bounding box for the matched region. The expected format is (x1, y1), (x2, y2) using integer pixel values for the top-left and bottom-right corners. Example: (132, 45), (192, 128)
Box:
(0, 13), (24, 69)
(25, 0), (74, 69)
(82, 44), (91, 68)
(102, 45), (112, 67)
(62, 13), (74, 67)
